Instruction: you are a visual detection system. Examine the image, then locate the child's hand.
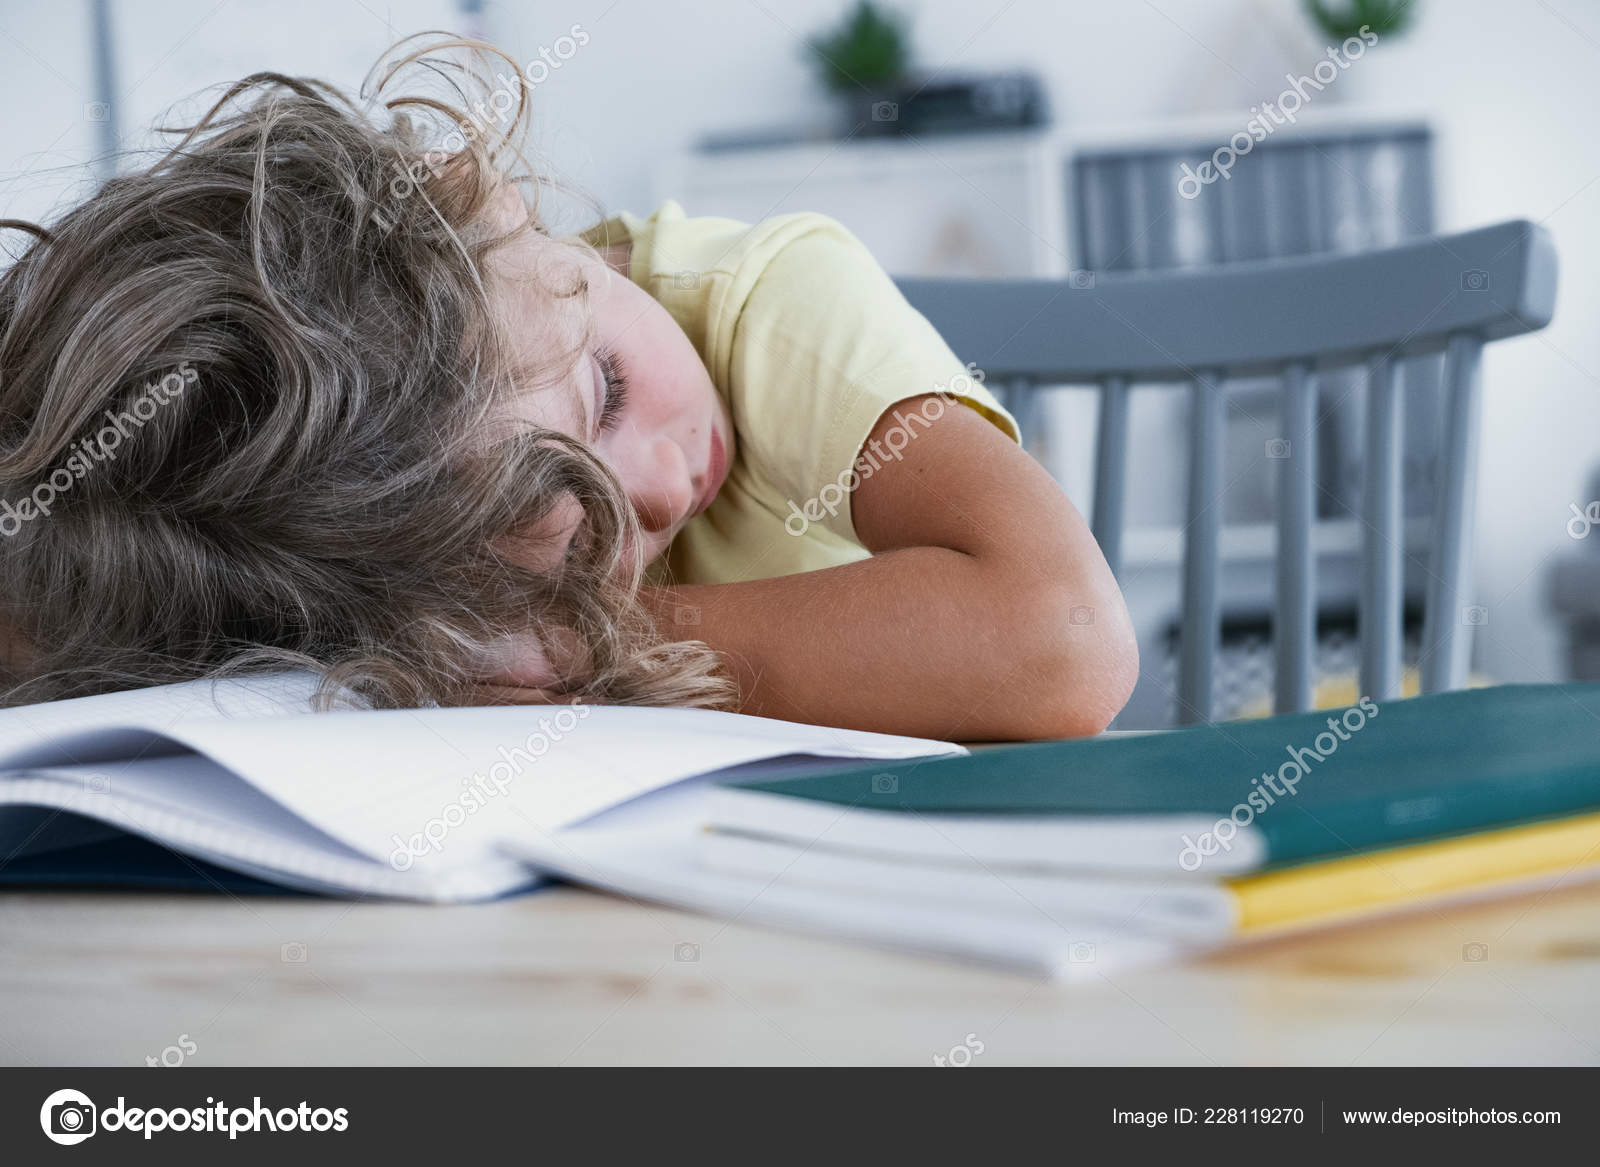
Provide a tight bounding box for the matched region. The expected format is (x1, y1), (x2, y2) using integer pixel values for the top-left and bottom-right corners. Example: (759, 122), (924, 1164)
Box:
(475, 624), (589, 705)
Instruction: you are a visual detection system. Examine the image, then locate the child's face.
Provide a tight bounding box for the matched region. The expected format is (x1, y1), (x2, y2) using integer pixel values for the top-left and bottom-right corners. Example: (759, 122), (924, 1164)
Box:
(491, 192), (735, 568)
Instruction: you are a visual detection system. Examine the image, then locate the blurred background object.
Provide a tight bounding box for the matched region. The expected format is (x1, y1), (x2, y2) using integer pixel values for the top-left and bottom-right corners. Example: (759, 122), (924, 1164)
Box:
(1304, 0), (1415, 42)
(805, 0), (913, 136)
(3, 0), (1596, 726)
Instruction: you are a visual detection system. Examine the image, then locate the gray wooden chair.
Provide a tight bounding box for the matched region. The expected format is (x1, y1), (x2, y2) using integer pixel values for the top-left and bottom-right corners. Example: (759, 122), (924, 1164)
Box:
(1072, 116), (1436, 272)
(898, 220), (1558, 724)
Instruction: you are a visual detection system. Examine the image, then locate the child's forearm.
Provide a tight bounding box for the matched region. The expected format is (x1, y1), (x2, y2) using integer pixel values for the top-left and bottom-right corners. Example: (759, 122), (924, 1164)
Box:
(643, 545), (1135, 741)
(629, 394), (1136, 740)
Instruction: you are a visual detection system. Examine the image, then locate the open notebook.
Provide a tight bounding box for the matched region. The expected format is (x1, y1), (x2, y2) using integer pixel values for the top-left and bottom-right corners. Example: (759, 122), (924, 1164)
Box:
(0, 673), (969, 901)
(0, 674), (1173, 978)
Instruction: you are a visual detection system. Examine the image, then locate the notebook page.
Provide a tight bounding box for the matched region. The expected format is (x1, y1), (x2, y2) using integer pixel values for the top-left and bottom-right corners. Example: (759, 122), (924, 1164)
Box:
(10, 752), (375, 861)
(1, 761), (533, 901)
(504, 781), (1184, 981)
(0, 672), (321, 767)
(6, 703), (963, 879)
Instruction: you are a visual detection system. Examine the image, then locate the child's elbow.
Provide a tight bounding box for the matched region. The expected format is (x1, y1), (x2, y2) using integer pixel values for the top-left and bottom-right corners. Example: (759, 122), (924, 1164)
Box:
(1005, 583), (1140, 740)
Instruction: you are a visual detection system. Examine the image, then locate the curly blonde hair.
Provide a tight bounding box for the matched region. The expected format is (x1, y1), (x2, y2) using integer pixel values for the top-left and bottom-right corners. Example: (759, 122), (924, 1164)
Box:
(0, 35), (732, 711)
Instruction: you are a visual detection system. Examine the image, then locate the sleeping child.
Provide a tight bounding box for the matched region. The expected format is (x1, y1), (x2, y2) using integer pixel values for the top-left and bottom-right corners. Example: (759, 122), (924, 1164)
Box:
(0, 38), (1135, 740)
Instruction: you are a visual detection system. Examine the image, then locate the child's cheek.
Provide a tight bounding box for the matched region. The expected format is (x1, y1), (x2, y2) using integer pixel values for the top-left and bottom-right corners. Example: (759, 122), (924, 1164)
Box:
(618, 525), (674, 580)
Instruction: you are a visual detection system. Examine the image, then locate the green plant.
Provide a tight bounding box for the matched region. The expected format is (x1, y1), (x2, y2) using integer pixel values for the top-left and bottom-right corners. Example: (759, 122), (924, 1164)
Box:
(806, 1), (911, 94)
(1305, 0), (1416, 41)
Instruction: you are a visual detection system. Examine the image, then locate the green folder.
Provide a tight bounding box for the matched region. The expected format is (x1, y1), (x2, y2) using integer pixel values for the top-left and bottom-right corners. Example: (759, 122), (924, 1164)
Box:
(719, 684), (1600, 870)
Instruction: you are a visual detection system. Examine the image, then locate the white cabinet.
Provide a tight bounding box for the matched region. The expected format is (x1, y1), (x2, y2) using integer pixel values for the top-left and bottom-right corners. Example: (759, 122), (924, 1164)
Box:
(656, 130), (1069, 278)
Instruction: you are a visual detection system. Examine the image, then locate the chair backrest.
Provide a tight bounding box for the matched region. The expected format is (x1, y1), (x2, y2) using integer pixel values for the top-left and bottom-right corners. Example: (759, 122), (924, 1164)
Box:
(1071, 116), (1435, 271)
(897, 220), (1558, 723)
(1072, 118), (1442, 557)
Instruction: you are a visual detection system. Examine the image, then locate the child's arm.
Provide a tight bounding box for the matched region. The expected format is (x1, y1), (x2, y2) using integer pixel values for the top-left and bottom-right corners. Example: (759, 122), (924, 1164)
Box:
(644, 395), (1138, 741)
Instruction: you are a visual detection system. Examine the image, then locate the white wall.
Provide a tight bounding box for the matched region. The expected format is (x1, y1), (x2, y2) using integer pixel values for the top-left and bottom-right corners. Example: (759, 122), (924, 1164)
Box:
(0, 0), (460, 223)
(0, 2), (97, 225)
(3, 0), (1596, 683)
(493, 0), (1342, 223)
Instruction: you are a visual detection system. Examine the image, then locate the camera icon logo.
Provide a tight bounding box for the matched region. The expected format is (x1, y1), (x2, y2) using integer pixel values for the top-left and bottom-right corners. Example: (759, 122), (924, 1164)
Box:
(871, 772), (899, 794)
(672, 271), (701, 290)
(1461, 269), (1490, 291)
(674, 942), (699, 962)
(83, 102), (110, 122)
(1265, 438), (1291, 459)
(1068, 605), (1096, 626)
(40, 1088), (97, 1145)
(1462, 941), (1489, 962)
(1068, 269), (1096, 290)
(870, 100), (898, 122)
(674, 605), (701, 626)
(1069, 941), (1097, 963)
(280, 941), (308, 963)
(1461, 605), (1489, 626)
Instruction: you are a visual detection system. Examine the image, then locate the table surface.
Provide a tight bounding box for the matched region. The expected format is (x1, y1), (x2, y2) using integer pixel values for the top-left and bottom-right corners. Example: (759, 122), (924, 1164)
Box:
(4, 878), (1599, 1066)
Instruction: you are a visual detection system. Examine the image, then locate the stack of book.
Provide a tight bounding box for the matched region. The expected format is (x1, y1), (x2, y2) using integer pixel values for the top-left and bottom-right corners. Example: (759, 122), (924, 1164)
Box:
(629, 685), (1600, 974)
(4, 678), (1599, 978)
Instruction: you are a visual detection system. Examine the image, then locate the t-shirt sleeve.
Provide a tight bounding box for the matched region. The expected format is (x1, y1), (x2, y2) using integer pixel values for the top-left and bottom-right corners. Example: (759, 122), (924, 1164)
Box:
(722, 217), (1020, 545)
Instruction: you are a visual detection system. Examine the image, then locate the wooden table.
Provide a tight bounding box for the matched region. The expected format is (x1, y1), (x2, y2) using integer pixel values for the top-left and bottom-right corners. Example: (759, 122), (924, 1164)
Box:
(4, 880), (1599, 1066)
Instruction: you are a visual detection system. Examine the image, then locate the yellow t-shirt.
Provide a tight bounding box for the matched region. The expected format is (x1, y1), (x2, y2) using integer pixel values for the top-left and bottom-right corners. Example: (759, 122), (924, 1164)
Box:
(582, 201), (1019, 585)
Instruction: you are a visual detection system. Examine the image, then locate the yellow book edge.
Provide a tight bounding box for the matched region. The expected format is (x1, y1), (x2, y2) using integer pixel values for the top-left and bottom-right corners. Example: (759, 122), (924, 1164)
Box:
(1227, 810), (1600, 936)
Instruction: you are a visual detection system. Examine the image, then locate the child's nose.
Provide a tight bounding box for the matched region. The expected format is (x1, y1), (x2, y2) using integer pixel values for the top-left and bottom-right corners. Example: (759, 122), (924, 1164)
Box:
(627, 438), (693, 533)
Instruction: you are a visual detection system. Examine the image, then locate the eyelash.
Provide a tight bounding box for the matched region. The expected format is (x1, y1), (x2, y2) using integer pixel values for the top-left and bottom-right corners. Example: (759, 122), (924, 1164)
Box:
(596, 346), (629, 432)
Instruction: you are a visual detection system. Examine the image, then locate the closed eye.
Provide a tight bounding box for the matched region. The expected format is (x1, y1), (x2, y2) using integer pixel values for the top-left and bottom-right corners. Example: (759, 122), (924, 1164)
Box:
(596, 345), (629, 433)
